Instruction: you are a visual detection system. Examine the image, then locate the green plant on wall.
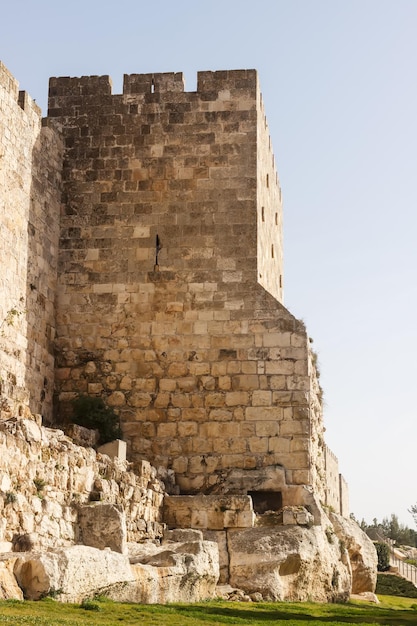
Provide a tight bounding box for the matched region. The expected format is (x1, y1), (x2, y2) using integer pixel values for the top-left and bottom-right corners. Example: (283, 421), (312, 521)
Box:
(71, 395), (122, 445)
(0, 297), (26, 337)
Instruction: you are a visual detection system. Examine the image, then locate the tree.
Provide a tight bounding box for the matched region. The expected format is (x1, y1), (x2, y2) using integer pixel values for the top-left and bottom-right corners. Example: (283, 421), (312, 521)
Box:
(375, 542), (390, 572)
(359, 513), (417, 547)
(409, 504), (417, 528)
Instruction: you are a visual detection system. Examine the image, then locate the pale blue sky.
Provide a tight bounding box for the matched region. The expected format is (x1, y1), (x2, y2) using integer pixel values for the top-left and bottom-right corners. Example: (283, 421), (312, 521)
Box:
(2, 0), (416, 527)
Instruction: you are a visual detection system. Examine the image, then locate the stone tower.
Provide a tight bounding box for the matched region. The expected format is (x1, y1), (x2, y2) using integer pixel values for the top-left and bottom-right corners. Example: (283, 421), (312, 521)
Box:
(49, 69), (326, 509)
(0, 62), (62, 421)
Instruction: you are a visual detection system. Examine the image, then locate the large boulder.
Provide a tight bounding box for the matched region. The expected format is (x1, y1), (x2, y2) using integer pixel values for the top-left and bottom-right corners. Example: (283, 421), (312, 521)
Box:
(330, 512), (377, 593)
(109, 530), (220, 603)
(13, 545), (135, 602)
(227, 524), (351, 602)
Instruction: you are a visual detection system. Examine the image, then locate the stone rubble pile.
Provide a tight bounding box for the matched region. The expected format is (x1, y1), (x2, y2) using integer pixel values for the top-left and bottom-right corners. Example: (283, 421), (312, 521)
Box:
(0, 412), (377, 603)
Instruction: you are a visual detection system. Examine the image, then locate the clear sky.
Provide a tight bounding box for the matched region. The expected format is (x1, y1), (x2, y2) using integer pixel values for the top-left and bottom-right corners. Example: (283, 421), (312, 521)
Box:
(2, 0), (416, 527)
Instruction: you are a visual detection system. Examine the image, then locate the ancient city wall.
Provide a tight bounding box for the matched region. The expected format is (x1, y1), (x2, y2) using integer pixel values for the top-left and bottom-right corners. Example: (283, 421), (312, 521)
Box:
(324, 445), (340, 512)
(0, 62), (62, 421)
(48, 69), (326, 498)
(324, 445), (349, 516)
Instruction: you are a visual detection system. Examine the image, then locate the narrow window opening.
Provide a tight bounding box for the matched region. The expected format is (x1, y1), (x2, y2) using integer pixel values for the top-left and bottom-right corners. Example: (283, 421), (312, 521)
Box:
(151, 78), (155, 93)
(271, 244), (274, 258)
(261, 206), (265, 222)
(248, 491), (282, 514)
(275, 213), (278, 226)
(279, 274), (283, 288)
(266, 174), (269, 188)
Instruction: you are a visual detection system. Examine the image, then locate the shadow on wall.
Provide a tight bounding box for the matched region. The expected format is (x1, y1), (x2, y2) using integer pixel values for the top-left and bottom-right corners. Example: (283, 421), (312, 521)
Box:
(24, 112), (62, 423)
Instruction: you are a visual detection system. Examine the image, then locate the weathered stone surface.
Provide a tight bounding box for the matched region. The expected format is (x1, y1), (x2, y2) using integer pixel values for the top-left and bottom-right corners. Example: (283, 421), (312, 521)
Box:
(330, 512), (377, 594)
(66, 424), (99, 448)
(164, 495), (255, 530)
(0, 61), (62, 421)
(203, 530), (229, 583)
(0, 416), (164, 549)
(0, 557), (23, 600)
(351, 592), (379, 603)
(14, 546), (135, 602)
(227, 525), (351, 602)
(78, 503), (127, 554)
(111, 536), (219, 603)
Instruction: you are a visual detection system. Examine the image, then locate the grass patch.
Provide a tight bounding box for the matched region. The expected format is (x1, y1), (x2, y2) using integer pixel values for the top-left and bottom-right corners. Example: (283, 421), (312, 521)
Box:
(0, 595), (417, 625)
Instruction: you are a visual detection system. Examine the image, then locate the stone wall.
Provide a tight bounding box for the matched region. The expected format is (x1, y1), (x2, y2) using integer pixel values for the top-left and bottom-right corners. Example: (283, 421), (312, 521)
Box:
(324, 445), (340, 511)
(324, 445), (349, 516)
(339, 474), (349, 517)
(0, 415), (164, 551)
(49, 69), (326, 498)
(0, 62), (62, 421)
(257, 90), (284, 302)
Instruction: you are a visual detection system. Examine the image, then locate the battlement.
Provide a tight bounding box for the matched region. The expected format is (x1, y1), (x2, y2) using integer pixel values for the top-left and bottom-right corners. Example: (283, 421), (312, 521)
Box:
(48, 68), (258, 100)
(0, 61), (40, 117)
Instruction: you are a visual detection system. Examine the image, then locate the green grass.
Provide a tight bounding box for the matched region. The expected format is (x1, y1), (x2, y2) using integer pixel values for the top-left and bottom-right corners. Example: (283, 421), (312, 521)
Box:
(0, 596), (417, 625)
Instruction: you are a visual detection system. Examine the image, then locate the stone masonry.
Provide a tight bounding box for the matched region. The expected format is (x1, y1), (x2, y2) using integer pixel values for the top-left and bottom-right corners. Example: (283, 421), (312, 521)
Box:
(0, 62), (62, 421)
(0, 63), (348, 516)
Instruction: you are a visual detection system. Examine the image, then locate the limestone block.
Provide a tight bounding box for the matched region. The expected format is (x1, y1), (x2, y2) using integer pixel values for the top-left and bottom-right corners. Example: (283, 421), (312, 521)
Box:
(248, 437), (268, 453)
(231, 375), (259, 390)
(163, 528), (203, 543)
(164, 495), (254, 531)
(97, 439), (127, 461)
(18, 419), (43, 443)
(66, 424), (99, 448)
(78, 503), (127, 554)
(245, 406), (283, 421)
(252, 390), (272, 406)
(14, 546), (135, 602)
(203, 530), (228, 583)
(225, 392), (249, 406)
(255, 421), (279, 437)
(282, 506), (313, 526)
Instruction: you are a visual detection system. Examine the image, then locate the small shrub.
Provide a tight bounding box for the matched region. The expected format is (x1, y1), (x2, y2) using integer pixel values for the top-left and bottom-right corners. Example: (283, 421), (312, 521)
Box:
(71, 395), (122, 444)
(33, 478), (46, 492)
(5, 491), (17, 504)
(42, 587), (63, 599)
(80, 598), (101, 611)
(376, 573), (417, 598)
